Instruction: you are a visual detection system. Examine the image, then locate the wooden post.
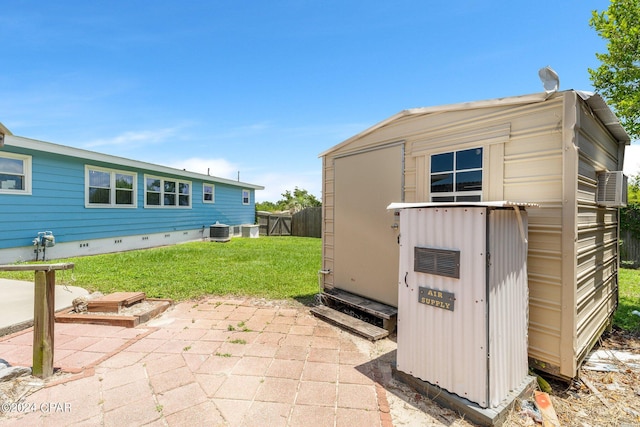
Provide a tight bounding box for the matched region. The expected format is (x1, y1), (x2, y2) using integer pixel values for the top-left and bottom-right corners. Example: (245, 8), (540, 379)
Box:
(32, 270), (56, 378)
(0, 263), (74, 379)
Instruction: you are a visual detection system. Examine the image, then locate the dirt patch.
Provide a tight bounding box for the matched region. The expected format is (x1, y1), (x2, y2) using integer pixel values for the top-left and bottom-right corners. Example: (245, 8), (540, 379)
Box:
(0, 369), (76, 420)
(506, 329), (640, 426)
(355, 326), (640, 426)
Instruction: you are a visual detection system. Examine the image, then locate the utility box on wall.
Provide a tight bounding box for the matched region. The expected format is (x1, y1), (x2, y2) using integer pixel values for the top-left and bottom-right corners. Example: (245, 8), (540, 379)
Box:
(390, 202), (533, 409)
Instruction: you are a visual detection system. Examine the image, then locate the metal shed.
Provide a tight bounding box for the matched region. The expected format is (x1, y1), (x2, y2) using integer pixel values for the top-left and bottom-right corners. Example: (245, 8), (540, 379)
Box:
(319, 90), (630, 379)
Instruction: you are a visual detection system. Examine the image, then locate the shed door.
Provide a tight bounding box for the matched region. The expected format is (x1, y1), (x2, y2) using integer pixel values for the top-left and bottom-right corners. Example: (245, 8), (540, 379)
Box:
(333, 144), (403, 307)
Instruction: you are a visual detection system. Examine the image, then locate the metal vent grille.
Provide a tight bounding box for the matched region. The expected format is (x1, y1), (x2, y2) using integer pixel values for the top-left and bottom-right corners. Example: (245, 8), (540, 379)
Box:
(596, 171), (628, 207)
(414, 247), (460, 278)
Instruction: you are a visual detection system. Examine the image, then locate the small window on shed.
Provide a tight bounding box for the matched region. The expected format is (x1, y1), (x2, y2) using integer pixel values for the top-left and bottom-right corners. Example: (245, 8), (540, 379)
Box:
(430, 147), (482, 202)
(242, 189), (250, 205)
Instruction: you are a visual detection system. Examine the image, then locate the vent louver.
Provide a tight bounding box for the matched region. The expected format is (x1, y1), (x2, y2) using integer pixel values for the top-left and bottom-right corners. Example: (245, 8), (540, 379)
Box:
(596, 171), (627, 207)
(414, 247), (460, 279)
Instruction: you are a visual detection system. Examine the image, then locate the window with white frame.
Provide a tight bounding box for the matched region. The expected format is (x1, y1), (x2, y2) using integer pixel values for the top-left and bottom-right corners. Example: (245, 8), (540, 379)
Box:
(0, 152), (31, 194)
(86, 166), (136, 207)
(145, 175), (191, 207)
(203, 183), (215, 203)
(242, 189), (250, 205)
(430, 147), (483, 202)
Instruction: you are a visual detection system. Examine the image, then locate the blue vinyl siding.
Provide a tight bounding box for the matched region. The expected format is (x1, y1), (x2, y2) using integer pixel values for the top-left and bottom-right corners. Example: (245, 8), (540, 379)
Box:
(0, 147), (256, 250)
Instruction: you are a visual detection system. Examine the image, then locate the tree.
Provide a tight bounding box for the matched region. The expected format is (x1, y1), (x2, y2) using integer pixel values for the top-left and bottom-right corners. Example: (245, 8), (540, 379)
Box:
(277, 187), (321, 213)
(255, 200), (279, 212)
(628, 174), (640, 203)
(255, 187), (321, 213)
(589, 0), (640, 139)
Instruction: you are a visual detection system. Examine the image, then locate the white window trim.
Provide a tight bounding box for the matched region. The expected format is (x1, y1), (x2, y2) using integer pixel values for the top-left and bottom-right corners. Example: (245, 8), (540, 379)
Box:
(144, 174), (192, 208)
(85, 165), (137, 208)
(0, 152), (32, 195)
(242, 189), (250, 205)
(429, 147), (483, 202)
(203, 183), (215, 204)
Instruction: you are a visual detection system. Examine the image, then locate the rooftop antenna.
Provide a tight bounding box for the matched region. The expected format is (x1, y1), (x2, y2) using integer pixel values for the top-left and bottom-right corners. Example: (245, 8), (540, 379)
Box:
(538, 66), (560, 94)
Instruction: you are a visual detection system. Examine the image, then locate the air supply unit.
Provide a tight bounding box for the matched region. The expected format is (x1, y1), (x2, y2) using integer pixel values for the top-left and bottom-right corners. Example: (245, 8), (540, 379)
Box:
(389, 202), (534, 409)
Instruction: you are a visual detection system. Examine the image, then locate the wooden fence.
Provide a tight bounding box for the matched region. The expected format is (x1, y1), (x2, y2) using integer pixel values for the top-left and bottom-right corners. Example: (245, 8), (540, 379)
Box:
(258, 213), (292, 236)
(620, 229), (640, 267)
(257, 207), (321, 238)
(292, 207), (322, 238)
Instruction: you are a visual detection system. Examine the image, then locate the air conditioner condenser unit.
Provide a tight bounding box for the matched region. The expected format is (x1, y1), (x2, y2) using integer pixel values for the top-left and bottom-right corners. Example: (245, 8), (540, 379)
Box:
(596, 171), (628, 207)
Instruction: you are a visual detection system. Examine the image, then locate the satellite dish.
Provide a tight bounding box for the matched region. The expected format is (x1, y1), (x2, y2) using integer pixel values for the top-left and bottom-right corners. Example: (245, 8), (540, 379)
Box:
(538, 66), (560, 93)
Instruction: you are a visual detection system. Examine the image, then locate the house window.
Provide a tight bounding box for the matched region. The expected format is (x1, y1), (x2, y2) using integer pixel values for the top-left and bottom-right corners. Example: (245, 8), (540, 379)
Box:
(145, 175), (191, 208)
(242, 189), (250, 205)
(203, 183), (215, 203)
(86, 166), (136, 207)
(430, 147), (483, 202)
(0, 152), (31, 194)
(164, 180), (176, 206)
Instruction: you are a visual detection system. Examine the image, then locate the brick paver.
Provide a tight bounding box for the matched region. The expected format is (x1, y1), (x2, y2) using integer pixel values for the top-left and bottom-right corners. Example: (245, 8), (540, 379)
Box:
(0, 297), (394, 426)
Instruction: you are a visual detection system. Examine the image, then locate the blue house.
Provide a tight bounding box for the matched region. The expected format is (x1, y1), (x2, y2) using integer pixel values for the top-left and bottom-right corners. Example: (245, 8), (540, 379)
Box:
(0, 123), (263, 263)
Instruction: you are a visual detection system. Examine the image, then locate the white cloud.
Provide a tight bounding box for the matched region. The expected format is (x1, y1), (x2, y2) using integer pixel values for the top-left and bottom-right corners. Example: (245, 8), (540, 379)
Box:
(83, 127), (182, 148)
(624, 144), (640, 176)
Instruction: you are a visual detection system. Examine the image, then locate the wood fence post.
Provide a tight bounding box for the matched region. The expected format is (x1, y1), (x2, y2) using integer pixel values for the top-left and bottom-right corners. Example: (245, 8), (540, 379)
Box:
(0, 263), (73, 379)
(32, 270), (55, 378)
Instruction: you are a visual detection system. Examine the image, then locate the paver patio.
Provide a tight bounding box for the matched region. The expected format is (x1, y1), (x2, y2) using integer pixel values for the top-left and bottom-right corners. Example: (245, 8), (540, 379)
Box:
(0, 297), (393, 427)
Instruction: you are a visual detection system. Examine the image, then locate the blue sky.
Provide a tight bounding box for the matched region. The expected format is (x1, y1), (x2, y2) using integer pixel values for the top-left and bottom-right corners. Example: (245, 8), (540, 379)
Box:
(1, 0), (634, 202)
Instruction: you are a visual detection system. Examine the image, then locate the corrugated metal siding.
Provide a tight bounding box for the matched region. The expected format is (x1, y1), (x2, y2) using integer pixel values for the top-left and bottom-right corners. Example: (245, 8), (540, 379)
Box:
(396, 207), (528, 408)
(321, 156), (335, 289)
(488, 208), (529, 407)
(0, 147), (256, 252)
(503, 98), (566, 371)
(397, 207), (489, 407)
(573, 99), (621, 364)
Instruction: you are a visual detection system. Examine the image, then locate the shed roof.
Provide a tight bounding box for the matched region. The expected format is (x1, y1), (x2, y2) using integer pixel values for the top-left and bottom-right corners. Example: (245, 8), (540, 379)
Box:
(387, 201), (539, 210)
(0, 126), (264, 190)
(319, 90), (630, 158)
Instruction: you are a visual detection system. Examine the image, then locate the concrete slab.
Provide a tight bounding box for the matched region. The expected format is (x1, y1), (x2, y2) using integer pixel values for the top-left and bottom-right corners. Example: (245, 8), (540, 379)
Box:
(393, 367), (537, 426)
(0, 278), (89, 336)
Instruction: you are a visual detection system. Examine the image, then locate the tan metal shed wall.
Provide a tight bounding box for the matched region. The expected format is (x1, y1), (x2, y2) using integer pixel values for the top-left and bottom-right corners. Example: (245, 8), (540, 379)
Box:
(402, 97), (569, 372)
(573, 97), (621, 367)
(321, 91), (624, 378)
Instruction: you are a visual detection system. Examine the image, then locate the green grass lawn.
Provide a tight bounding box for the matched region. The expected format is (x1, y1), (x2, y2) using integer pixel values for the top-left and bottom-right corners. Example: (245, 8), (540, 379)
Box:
(2, 237), (639, 333)
(616, 268), (640, 332)
(0, 237), (322, 304)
